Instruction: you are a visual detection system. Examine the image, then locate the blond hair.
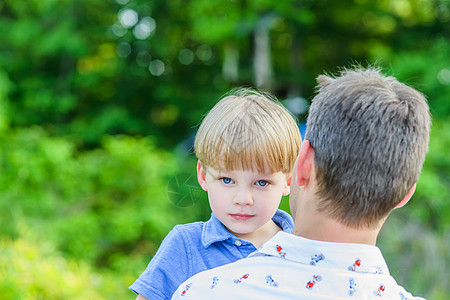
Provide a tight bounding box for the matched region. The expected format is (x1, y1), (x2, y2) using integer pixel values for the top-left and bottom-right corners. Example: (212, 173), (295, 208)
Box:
(305, 67), (431, 228)
(195, 88), (301, 175)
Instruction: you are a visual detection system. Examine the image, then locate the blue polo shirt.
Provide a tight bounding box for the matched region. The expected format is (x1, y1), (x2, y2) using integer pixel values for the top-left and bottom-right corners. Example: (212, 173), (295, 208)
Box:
(129, 209), (294, 300)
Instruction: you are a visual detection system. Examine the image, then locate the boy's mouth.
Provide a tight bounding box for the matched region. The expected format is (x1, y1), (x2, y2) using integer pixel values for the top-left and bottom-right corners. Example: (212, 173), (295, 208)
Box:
(230, 214), (254, 221)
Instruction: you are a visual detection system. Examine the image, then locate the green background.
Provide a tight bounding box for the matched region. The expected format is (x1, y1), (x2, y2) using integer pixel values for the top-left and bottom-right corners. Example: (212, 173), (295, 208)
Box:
(0, 0), (448, 299)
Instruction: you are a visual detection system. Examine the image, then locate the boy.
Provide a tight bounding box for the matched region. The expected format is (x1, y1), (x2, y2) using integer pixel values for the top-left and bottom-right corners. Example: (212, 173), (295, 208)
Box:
(129, 88), (302, 300)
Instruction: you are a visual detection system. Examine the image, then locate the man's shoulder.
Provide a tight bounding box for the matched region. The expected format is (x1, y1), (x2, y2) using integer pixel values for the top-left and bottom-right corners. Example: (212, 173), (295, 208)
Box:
(171, 256), (282, 299)
(171, 254), (426, 300)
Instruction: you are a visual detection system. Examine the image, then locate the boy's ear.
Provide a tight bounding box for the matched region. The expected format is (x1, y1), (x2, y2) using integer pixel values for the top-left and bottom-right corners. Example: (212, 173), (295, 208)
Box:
(295, 140), (315, 187)
(395, 183), (416, 209)
(282, 176), (291, 196)
(196, 161), (208, 191)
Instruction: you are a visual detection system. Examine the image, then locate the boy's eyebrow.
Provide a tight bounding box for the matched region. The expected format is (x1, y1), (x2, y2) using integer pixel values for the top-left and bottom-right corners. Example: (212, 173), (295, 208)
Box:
(209, 167), (284, 178)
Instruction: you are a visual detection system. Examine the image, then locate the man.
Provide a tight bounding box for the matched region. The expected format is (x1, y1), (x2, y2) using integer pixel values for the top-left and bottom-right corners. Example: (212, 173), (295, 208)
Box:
(171, 67), (430, 299)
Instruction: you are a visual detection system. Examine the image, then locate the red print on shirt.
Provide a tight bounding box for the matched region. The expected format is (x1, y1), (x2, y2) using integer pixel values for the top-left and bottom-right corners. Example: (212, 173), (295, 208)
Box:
(180, 283), (192, 296)
(373, 284), (385, 297)
(276, 245), (286, 258)
(348, 258), (361, 271)
(233, 273), (249, 284)
(306, 275), (322, 289)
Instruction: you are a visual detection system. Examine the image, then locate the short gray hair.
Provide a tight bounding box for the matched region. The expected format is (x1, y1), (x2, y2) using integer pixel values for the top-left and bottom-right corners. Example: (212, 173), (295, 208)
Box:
(305, 67), (431, 228)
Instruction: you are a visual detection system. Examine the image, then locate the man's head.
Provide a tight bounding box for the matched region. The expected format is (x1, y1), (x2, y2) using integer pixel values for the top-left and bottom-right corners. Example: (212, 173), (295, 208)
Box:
(302, 67), (431, 228)
(195, 88), (301, 175)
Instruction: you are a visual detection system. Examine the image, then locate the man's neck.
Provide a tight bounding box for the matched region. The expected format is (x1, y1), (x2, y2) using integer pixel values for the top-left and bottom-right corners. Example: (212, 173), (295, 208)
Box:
(292, 212), (381, 246)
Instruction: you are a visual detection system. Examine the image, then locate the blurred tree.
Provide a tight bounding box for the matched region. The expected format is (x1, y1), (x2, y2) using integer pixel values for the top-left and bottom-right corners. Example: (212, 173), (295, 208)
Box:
(0, 0), (448, 147)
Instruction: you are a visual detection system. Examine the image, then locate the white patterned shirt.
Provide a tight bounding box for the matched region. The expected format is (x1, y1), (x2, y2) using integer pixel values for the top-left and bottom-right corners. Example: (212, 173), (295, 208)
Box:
(171, 231), (425, 299)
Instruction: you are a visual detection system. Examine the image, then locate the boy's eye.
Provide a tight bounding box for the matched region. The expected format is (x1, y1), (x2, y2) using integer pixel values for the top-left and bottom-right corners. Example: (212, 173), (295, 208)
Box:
(221, 177), (233, 184)
(256, 180), (269, 187)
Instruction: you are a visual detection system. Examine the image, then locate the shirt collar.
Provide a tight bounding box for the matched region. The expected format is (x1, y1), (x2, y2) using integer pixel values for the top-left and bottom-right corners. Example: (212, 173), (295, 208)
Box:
(201, 213), (235, 247)
(201, 209), (294, 248)
(251, 231), (390, 275)
(271, 209), (294, 233)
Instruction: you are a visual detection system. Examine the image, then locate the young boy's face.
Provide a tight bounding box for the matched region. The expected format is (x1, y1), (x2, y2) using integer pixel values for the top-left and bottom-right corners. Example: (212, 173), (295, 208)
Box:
(197, 162), (290, 240)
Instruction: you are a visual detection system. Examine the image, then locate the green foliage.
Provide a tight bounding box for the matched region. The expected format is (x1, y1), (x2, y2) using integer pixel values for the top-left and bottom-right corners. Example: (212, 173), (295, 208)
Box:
(0, 127), (207, 266)
(384, 38), (450, 118)
(1, 0), (448, 148)
(0, 126), (210, 298)
(0, 67), (12, 132)
(379, 215), (449, 300)
(0, 225), (134, 299)
(411, 118), (450, 231)
(0, 126), (211, 299)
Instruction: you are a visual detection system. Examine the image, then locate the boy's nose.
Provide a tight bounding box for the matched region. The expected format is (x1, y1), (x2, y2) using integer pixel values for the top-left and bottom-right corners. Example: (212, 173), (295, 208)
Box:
(232, 187), (253, 206)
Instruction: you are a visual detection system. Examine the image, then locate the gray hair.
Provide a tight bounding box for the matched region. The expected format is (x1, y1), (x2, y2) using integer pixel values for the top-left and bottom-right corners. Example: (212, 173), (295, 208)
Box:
(305, 67), (431, 228)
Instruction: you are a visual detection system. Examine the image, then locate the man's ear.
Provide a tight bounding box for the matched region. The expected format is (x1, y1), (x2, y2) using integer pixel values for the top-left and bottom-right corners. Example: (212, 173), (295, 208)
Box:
(295, 140), (315, 187)
(196, 161), (208, 191)
(282, 176), (291, 196)
(395, 183), (416, 209)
